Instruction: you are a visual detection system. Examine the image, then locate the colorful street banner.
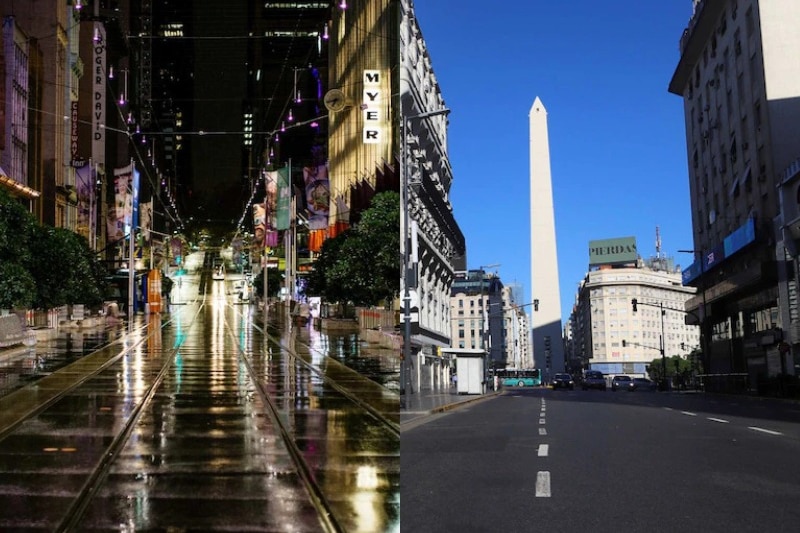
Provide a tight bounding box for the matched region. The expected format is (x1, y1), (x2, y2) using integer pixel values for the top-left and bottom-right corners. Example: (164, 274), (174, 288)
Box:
(108, 163), (132, 243)
(140, 200), (153, 242)
(303, 164), (329, 230)
(252, 203), (266, 246)
(275, 166), (291, 231)
(75, 162), (94, 242)
(132, 164), (141, 237)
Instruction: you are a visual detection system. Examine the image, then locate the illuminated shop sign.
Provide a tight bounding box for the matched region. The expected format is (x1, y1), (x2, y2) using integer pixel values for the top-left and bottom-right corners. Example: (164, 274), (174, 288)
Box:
(363, 70), (383, 144)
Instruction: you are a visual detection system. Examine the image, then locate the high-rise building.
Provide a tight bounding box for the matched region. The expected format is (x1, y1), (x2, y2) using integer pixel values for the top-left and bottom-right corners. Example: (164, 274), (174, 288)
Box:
(669, 0), (800, 386)
(529, 97), (564, 378)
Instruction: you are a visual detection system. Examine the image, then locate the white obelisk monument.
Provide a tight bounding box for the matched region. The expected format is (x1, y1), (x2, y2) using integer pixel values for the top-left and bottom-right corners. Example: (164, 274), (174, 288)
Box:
(529, 97), (564, 380)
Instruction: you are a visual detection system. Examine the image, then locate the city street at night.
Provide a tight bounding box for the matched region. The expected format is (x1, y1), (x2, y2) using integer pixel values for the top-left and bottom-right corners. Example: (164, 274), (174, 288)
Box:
(0, 260), (399, 532)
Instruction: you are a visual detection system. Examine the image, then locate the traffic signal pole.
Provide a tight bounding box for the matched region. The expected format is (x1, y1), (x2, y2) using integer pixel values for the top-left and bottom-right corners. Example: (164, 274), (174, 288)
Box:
(631, 298), (668, 390)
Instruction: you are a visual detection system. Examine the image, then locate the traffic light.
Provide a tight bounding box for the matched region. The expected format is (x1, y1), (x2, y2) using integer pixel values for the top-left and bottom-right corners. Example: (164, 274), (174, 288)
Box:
(622, 340), (627, 347)
(631, 298), (638, 312)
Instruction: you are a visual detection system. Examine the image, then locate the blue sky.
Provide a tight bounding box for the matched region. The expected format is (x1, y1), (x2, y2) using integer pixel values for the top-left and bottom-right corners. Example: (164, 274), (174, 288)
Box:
(414, 1), (697, 325)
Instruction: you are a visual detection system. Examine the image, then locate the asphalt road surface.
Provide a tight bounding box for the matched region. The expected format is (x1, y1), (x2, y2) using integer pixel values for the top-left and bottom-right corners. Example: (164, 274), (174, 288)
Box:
(401, 387), (800, 533)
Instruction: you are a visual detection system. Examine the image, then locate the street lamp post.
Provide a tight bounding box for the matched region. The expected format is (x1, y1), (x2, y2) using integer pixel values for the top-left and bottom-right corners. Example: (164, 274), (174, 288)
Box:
(401, 107), (450, 400)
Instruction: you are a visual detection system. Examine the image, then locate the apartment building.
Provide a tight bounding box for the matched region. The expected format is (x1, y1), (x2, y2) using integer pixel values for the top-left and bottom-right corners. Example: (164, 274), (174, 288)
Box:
(669, 0), (800, 386)
(570, 258), (700, 377)
(400, 0), (466, 394)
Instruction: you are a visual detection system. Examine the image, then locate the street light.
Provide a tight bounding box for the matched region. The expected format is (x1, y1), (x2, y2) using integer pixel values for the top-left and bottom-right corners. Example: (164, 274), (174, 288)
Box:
(401, 107), (451, 399)
(632, 298), (668, 390)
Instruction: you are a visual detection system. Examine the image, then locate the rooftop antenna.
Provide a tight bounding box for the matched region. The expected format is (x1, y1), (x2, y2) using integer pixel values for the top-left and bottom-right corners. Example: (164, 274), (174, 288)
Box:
(655, 225), (662, 259)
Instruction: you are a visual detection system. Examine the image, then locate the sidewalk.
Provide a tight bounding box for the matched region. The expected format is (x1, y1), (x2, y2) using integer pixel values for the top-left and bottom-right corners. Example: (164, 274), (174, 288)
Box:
(400, 386), (502, 428)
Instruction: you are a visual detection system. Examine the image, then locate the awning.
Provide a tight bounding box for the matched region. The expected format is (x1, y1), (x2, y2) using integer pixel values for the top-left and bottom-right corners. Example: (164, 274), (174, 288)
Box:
(0, 167), (40, 199)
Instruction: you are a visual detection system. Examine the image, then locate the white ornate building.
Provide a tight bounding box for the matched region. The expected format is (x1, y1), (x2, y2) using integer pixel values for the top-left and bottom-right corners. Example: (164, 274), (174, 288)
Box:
(400, 0), (466, 394)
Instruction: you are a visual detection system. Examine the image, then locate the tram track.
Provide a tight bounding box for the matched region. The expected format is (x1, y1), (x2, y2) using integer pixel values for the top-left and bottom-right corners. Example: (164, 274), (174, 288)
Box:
(0, 277), (399, 531)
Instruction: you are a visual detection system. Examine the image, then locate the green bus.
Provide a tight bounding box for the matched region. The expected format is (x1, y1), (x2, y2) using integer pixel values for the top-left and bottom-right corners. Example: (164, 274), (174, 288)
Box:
(496, 368), (542, 387)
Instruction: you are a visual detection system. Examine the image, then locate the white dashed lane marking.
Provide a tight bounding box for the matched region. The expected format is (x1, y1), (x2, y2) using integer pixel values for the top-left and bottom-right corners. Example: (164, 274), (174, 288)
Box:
(749, 426), (783, 436)
(537, 444), (549, 457)
(707, 417), (729, 424)
(536, 471), (551, 497)
(539, 428), (547, 436)
(681, 411), (697, 417)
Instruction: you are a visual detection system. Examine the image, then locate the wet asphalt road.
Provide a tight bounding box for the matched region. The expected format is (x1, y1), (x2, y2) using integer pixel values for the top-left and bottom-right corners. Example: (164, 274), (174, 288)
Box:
(0, 271), (399, 532)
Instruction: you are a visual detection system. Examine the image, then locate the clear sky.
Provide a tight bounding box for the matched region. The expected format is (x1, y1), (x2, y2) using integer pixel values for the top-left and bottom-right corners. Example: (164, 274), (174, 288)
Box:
(414, 1), (697, 325)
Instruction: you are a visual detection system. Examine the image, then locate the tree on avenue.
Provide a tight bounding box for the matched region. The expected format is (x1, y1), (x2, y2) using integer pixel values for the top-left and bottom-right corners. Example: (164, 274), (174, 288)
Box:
(647, 353), (701, 388)
(0, 189), (108, 310)
(306, 191), (400, 308)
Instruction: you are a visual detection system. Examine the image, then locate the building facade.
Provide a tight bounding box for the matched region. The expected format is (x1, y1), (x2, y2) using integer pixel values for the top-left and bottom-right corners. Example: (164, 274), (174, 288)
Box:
(400, 0), (466, 394)
(669, 0), (800, 389)
(501, 285), (534, 369)
(570, 258), (700, 378)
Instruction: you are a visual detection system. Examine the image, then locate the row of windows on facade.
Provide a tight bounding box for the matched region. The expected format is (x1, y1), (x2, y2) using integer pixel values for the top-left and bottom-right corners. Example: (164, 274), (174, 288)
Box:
(593, 331), (698, 342)
(689, 2), (756, 92)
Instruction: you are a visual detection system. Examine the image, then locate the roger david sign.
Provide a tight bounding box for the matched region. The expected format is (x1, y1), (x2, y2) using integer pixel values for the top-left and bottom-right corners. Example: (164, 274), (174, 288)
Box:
(589, 237), (638, 266)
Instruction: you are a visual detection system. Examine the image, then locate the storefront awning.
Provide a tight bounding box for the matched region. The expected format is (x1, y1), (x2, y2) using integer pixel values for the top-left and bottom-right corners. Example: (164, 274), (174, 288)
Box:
(0, 168), (40, 199)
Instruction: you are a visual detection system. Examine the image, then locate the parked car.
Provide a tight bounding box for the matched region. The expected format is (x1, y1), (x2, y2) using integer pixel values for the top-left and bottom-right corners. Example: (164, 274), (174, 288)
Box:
(611, 374), (633, 391)
(552, 373), (574, 390)
(581, 370), (607, 391)
(629, 377), (656, 391)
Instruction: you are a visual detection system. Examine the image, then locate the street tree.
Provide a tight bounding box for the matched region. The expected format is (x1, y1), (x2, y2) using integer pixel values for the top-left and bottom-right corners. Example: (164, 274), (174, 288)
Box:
(252, 266), (284, 299)
(0, 189), (36, 308)
(306, 191), (400, 308)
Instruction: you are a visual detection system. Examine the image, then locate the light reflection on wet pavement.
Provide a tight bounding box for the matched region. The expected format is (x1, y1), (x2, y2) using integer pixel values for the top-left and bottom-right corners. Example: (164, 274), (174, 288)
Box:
(0, 286), (399, 531)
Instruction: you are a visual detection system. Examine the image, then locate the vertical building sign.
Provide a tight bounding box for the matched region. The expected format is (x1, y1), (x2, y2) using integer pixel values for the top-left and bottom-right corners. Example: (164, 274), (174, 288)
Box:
(363, 70), (383, 144)
(92, 23), (106, 166)
(71, 101), (79, 160)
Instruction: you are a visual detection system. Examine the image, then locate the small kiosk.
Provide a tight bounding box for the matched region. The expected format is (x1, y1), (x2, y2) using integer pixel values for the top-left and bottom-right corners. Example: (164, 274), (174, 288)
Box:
(442, 348), (487, 395)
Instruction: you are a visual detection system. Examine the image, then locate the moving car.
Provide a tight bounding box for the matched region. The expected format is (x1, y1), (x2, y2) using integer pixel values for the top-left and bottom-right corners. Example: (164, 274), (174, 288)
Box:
(552, 373), (574, 390)
(611, 374), (633, 391)
(581, 370), (607, 391)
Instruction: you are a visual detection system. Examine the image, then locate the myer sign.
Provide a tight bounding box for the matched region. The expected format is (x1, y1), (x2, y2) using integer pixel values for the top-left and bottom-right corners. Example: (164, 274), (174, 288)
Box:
(589, 237), (638, 266)
(363, 70), (382, 144)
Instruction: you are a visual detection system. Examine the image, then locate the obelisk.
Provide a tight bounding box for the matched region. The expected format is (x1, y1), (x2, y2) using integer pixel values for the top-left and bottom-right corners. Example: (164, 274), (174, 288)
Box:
(529, 97), (564, 380)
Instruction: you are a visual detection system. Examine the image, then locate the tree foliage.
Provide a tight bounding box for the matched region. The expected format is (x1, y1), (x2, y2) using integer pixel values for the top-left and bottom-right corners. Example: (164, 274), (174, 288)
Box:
(647, 354), (702, 387)
(252, 266), (284, 299)
(0, 188), (109, 310)
(306, 191), (400, 307)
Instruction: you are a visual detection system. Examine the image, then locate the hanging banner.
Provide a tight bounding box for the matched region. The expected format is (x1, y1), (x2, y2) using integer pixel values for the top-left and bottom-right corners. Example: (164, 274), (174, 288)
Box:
(75, 163), (94, 241)
(109, 163), (133, 243)
(140, 201), (153, 242)
(275, 166), (291, 231)
(253, 202), (266, 246)
(303, 164), (329, 230)
(131, 164), (141, 237)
